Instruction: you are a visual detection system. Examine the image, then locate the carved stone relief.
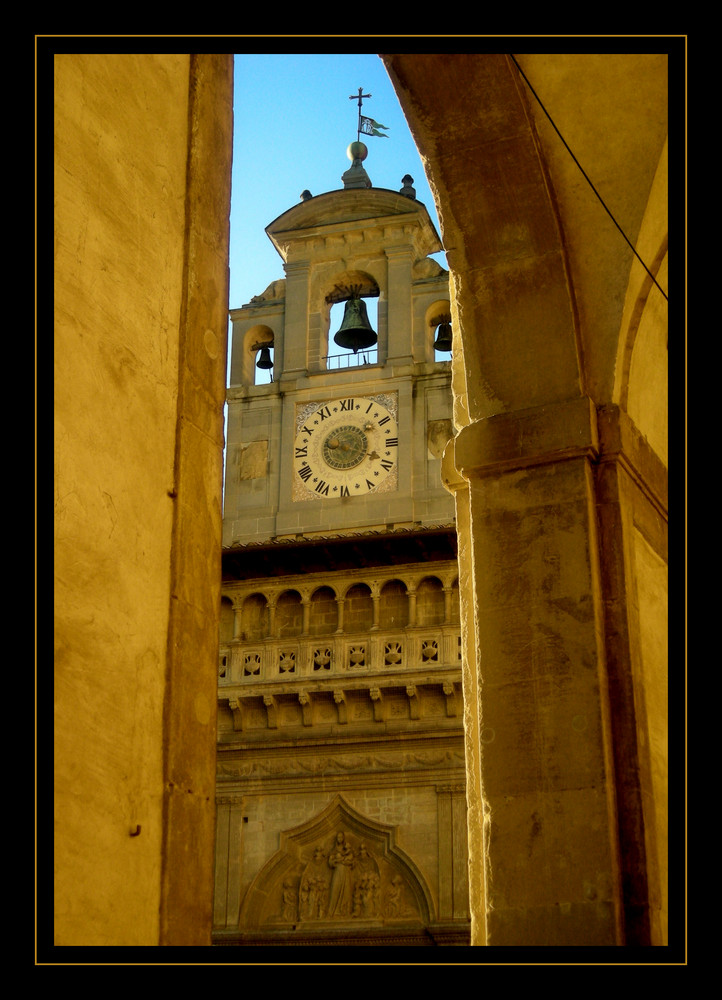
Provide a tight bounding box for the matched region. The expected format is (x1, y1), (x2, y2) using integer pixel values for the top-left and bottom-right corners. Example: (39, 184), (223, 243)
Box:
(218, 746), (465, 780)
(238, 796), (433, 932)
(276, 831), (415, 925)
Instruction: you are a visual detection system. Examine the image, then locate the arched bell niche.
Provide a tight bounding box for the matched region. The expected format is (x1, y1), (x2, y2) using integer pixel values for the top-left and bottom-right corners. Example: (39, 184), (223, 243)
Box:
(323, 269), (381, 369)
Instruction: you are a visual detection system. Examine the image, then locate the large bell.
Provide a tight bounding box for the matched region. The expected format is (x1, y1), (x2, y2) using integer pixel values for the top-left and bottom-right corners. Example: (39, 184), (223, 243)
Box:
(333, 295), (377, 353)
(433, 322), (453, 353)
(255, 346), (274, 369)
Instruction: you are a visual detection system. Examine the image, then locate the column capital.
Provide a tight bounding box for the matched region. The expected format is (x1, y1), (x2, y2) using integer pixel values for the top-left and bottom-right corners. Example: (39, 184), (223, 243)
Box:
(453, 396), (599, 481)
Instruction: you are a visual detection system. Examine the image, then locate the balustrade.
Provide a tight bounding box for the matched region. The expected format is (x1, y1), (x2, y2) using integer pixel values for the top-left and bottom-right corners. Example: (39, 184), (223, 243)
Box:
(219, 623), (461, 685)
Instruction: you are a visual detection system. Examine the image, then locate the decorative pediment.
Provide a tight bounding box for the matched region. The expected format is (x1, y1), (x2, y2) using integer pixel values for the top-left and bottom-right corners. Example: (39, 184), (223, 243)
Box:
(238, 795), (434, 931)
(265, 188), (442, 263)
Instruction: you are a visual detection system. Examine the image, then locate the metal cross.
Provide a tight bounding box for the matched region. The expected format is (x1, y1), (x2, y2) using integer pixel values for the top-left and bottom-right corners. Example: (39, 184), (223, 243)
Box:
(350, 88), (372, 141)
(349, 87), (372, 109)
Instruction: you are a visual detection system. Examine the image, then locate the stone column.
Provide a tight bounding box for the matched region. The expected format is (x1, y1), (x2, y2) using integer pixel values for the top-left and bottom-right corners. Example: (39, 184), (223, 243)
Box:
(385, 246), (414, 364)
(406, 588), (417, 628)
(593, 404), (669, 945)
(213, 796), (245, 929)
(301, 597), (311, 636)
(279, 260), (310, 376)
(447, 396), (624, 947)
(436, 784), (470, 922)
(267, 598), (277, 637)
(443, 586), (453, 624)
(335, 597), (345, 633)
(371, 589), (380, 630)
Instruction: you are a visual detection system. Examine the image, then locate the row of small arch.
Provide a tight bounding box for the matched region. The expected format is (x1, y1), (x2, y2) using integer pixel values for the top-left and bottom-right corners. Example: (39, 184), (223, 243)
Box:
(221, 575), (459, 643)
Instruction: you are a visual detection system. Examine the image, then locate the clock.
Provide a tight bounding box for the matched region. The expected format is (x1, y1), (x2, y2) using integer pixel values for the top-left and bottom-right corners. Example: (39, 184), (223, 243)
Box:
(294, 395), (399, 498)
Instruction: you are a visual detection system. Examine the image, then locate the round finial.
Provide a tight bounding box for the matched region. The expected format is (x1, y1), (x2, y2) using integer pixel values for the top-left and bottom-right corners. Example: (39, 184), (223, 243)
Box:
(300, 189), (312, 201)
(347, 140), (368, 163)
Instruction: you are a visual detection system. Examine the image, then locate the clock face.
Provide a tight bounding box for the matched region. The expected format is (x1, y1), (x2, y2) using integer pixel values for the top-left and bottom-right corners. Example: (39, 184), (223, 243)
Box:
(294, 396), (399, 498)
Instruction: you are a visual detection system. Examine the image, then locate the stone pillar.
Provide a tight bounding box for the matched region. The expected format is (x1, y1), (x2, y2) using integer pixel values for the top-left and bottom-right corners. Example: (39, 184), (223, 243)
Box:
(371, 589), (380, 630)
(214, 797), (245, 929)
(280, 261), (310, 376)
(267, 598), (277, 637)
(593, 404), (669, 945)
(437, 784), (470, 922)
(385, 246), (414, 364)
(406, 588), (417, 628)
(301, 597), (311, 636)
(335, 597), (345, 633)
(443, 586), (453, 624)
(448, 396), (625, 946)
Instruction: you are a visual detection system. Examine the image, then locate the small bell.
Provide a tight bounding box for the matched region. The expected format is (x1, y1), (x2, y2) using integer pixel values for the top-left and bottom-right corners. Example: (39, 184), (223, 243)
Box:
(255, 346), (273, 369)
(333, 294), (377, 354)
(433, 322), (453, 353)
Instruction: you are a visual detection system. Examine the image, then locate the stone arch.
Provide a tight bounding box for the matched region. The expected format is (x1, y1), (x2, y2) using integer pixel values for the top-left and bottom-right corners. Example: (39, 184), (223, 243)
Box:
(241, 592), (268, 641)
(322, 268), (381, 365)
(342, 582), (374, 633)
(378, 578), (409, 629)
(425, 297), (453, 361)
(238, 794), (434, 931)
(383, 54), (583, 423)
(382, 53), (669, 947)
(240, 323), (275, 387)
(416, 576), (445, 626)
(614, 138), (669, 464)
(276, 589), (303, 637)
(308, 585), (338, 635)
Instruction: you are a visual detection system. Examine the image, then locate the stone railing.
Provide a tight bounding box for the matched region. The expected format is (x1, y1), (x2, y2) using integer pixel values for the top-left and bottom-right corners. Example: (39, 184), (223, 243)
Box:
(218, 623), (463, 735)
(219, 624), (461, 684)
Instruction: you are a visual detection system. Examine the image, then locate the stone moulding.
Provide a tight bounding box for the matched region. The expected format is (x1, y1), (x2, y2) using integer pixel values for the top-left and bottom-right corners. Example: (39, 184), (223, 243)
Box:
(222, 675), (462, 733)
(237, 794), (435, 932)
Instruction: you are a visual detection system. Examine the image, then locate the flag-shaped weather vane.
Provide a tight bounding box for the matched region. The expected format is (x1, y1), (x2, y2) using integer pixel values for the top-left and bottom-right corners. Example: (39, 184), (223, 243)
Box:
(349, 87), (389, 140)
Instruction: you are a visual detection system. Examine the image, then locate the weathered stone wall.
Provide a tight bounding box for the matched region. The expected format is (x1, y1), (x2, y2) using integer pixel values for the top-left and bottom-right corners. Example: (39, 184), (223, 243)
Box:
(215, 558), (468, 944)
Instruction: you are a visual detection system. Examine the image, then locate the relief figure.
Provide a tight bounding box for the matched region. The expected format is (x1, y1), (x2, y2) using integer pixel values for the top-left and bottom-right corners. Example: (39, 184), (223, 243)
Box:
(326, 831), (355, 917)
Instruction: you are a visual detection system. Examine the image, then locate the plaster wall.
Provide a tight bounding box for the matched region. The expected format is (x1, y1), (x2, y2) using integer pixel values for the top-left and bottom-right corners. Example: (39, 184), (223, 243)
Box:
(53, 52), (233, 946)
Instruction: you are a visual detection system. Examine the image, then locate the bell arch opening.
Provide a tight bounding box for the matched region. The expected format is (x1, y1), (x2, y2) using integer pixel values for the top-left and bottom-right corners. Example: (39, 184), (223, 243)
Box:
(323, 269), (381, 369)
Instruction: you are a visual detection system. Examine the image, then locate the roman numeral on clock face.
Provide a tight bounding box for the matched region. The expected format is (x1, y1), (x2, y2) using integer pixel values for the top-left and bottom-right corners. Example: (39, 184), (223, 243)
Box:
(298, 463), (313, 482)
(339, 398), (355, 411)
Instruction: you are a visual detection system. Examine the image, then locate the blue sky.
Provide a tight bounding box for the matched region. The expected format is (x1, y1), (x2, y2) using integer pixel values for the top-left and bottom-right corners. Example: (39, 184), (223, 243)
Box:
(228, 52), (446, 315)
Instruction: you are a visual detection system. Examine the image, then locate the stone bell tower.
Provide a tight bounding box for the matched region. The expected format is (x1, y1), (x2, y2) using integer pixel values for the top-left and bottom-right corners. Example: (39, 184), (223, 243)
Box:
(223, 138), (455, 546)
(214, 131), (470, 946)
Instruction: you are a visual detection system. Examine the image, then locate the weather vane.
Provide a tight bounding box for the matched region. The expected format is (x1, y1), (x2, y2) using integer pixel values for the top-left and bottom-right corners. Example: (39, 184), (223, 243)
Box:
(349, 87), (389, 142)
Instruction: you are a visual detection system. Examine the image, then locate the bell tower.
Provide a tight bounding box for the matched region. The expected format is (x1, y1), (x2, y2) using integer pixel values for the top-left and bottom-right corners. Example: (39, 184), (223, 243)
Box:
(216, 116), (469, 946)
(224, 139), (454, 545)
